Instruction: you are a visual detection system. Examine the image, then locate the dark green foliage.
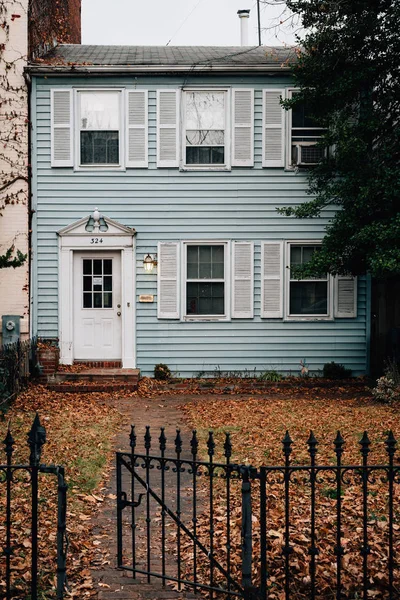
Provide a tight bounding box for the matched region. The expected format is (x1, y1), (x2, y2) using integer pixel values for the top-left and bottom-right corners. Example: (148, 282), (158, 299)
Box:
(323, 361), (352, 379)
(0, 245), (27, 269)
(279, 0), (400, 279)
(154, 363), (171, 381)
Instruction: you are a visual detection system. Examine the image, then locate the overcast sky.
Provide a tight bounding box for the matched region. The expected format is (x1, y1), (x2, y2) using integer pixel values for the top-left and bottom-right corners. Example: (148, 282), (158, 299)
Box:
(82, 0), (297, 47)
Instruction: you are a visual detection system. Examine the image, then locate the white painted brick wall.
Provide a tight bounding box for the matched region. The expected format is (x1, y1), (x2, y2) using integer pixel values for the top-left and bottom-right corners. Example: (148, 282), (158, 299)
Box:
(0, 1), (29, 340)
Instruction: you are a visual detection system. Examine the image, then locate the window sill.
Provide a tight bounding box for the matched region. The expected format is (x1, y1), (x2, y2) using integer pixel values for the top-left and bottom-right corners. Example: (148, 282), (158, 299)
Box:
(284, 316), (334, 322)
(180, 165), (231, 172)
(183, 316), (229, 322)
(74, 165), (126, 172)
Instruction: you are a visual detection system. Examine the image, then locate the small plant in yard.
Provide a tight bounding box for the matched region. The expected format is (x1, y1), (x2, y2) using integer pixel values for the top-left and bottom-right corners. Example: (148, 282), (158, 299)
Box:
(258, 370), (282, 382)
(323, 361), (352, 379)
(372, 359), (400, 404)
(154, 363), (171, 381)
(300, 359), (309, 377)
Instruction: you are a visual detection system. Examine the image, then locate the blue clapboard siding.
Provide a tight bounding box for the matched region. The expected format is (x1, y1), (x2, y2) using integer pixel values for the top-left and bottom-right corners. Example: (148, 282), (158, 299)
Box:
(31, 74), (369, 376)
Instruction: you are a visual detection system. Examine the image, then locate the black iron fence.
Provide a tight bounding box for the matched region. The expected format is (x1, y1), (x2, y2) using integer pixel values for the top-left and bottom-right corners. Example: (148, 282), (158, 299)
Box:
(117, 426), (400, 599)
(0, 414), (68, 600)
(0, 337), (39, 408)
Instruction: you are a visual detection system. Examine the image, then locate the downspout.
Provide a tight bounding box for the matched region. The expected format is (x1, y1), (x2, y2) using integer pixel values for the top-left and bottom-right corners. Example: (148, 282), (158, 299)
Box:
(23, 69), (33, 339)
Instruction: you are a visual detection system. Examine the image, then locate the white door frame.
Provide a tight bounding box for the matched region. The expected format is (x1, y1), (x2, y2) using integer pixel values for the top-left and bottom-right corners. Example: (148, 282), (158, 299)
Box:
(58, 215), (136, 368)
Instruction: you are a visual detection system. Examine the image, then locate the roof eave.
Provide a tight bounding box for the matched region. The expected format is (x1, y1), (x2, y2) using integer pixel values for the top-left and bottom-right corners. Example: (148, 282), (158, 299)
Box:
(26, 63), (292, 74)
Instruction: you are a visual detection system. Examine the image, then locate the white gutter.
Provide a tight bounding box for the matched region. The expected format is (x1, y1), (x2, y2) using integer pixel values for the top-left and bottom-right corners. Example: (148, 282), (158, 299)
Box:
(26, 63), (292, 74)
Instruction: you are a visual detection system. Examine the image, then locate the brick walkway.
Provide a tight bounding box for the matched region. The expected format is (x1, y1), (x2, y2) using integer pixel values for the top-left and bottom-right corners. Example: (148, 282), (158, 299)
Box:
(91, 395), (199, 599)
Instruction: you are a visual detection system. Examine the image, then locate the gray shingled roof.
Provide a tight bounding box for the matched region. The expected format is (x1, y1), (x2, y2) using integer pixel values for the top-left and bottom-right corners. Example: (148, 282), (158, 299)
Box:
(33, 44), (296, 70)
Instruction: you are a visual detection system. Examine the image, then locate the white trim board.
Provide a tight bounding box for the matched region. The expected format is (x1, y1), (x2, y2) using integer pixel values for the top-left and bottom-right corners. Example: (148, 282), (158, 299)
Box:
(57, 214), (136, 368)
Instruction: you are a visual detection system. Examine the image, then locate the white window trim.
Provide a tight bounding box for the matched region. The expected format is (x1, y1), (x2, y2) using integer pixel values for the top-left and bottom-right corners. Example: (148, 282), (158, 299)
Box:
(181, 240), (231, 321)
(285, 88), (327, 170)
(74, 87), (126, 172)
(180, 88), (231, 172)
(284, 240), (334, 321)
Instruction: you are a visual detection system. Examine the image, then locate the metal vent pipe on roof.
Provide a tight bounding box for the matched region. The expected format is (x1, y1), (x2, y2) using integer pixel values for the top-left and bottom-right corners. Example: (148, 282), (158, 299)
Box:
(237, 9), (250, 46)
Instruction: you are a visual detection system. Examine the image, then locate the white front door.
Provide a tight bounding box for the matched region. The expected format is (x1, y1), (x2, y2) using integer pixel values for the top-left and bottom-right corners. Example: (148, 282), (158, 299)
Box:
(73, 252), (122, 360)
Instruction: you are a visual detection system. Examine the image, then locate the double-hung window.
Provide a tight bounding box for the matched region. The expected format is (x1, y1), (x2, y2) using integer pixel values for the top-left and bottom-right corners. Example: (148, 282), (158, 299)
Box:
(78, 90), (122, 166)
(185, 244), (226, 317)
(287, 244), (331, 318)
(184, 90), (228, 168)
(289, 91), (326, 167)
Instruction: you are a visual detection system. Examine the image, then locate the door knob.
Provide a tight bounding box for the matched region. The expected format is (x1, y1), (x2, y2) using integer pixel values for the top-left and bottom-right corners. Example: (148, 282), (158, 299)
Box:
(117, 311), (121, 317)
(117, 304), (121, 308)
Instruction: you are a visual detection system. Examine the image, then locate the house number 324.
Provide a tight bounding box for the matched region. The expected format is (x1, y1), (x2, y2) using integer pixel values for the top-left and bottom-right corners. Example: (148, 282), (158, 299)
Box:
(90, 238), (103, 244)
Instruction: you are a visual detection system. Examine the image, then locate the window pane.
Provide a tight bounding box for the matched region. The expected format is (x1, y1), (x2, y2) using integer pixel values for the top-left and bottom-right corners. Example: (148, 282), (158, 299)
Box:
(186, 92), (225, 130)
(290, 246), (302, 266)
(292, 97), (318, 129)
(81, 131), (119, 165)
(187, 245), (224, 281)
(83, 276), (92, 291)
(303, 246), (318, 263)
(83, 293), (92, 308)
(80, 92), (119, 130)
(187, 282), (225, 315)
(186, 130), (225, 146)
(83, 260), (92, 275)
(103, 293), (112, 308)
(94, 292), (103, 308)
(103, 276), (112, 291)
(186, 146), (224, 164)
(93, 260), (102, 275)
(103, 259), (112, 275)
(290, 281), (328, 315)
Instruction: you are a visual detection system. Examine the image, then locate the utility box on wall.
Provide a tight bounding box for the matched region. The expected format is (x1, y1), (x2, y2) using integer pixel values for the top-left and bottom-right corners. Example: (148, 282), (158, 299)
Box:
(2, 315), (21, 345)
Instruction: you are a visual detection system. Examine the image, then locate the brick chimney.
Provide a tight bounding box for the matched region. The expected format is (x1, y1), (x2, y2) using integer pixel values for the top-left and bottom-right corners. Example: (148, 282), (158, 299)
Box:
(29, 0), (82, 59)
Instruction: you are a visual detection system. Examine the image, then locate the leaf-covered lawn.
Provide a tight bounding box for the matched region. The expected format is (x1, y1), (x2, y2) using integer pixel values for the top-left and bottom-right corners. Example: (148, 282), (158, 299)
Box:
(180, 388), (400, 599)
(0, 385), (122, 598)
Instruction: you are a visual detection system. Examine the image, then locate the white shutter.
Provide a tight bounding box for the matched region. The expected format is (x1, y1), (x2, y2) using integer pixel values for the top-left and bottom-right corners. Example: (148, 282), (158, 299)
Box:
(335, 276), (357, 318)
(261, 242), (283, 318)
(262, 89), (285, 167)
(232, 89), (254, 167)
(126, 90), (148, 167)
(232, 242), (254, 318)
(157, 90), (179, 167)
(157, 242), (180, 319)
(51, 89), (73, 167)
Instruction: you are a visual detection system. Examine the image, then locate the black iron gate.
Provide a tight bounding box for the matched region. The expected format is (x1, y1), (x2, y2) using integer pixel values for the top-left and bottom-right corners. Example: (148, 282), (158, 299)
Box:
(1, 414), (68, 600)
(116, 425), (400, 599)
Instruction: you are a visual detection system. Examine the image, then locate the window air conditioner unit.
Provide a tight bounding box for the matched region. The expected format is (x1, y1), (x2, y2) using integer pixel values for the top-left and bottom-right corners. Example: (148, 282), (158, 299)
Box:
(292, 142), (326, 166)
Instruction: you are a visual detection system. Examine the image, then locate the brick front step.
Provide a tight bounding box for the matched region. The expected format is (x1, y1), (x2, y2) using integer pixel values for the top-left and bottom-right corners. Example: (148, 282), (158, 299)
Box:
(47, 368), (140, 393)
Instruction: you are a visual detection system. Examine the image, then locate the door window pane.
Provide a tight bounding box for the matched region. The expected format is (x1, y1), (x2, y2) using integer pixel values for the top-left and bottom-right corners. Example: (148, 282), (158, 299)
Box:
(82, 258), (113, 309)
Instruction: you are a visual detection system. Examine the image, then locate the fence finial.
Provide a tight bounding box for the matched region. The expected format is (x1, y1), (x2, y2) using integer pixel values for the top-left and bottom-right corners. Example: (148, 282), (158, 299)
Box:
(334, 431), (345, 456)
(307, 431), (318, 457)
(175, 429), (182, 455)
(385, 430), (397, 457)
(129, 425), (136, 450)
(207, 430), (215, 458)
(359, 431), (371, 457)
(190, 430), (198, 458)
(28, 413), (46, 467)
(224, 432), (232, 460)
(282, 431), (293, 457)
(144, 425), (151, 451)
(159, 427), (167, 452)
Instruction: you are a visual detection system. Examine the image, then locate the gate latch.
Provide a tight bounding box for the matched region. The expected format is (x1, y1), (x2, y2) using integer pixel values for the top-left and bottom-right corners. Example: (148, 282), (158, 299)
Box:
(118, 491), (144, 510)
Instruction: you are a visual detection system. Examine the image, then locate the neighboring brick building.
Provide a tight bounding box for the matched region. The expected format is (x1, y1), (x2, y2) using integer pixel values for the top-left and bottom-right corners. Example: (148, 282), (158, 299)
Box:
(0, 0), (81, 342)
